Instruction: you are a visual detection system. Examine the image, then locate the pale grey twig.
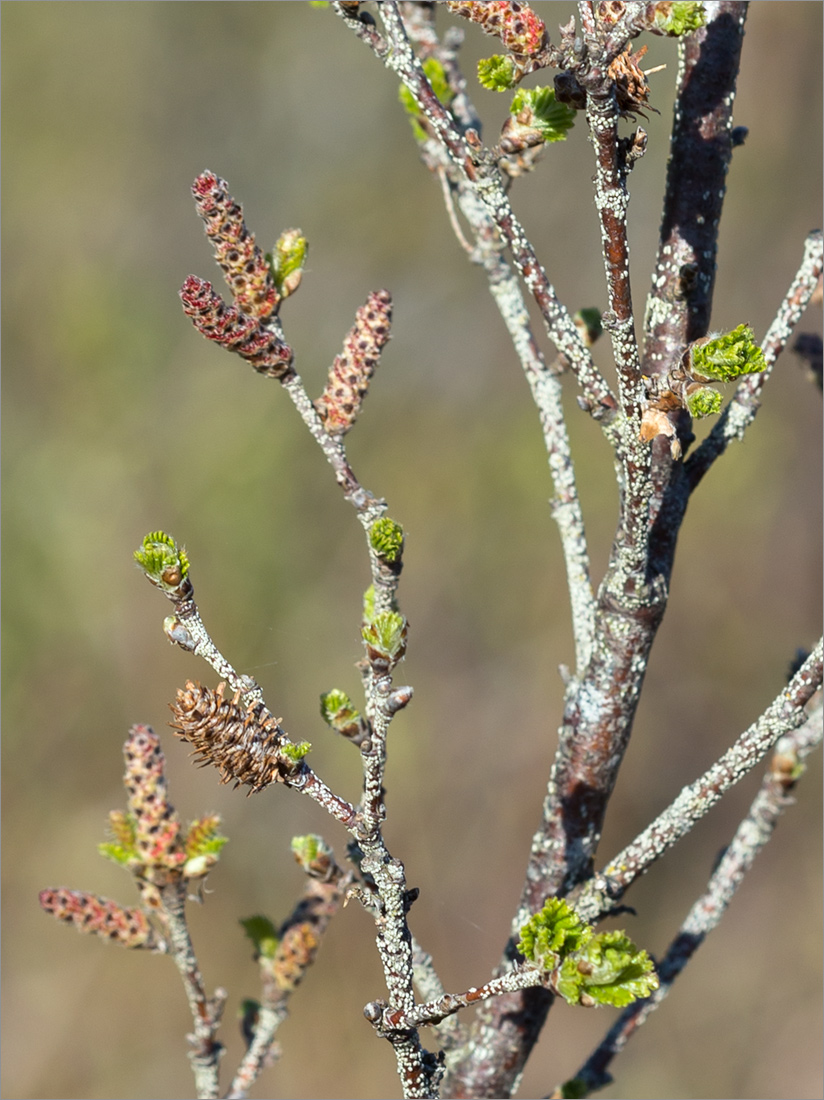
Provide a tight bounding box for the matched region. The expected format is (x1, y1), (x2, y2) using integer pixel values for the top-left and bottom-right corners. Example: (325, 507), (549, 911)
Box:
(573, 639), (823, 923)
(687, 229), (823, 489)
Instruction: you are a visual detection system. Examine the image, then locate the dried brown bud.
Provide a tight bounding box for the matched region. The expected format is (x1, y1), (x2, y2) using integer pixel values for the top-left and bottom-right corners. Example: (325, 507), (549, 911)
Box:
(608, 44), (655, 118)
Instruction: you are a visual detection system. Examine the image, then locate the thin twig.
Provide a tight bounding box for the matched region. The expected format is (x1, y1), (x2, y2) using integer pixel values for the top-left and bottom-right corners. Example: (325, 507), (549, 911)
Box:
(348, 0), (616, 419)
(686, 229), (824, 490)
(572, 640), (823, 923)
(159, 881), (226, 1100)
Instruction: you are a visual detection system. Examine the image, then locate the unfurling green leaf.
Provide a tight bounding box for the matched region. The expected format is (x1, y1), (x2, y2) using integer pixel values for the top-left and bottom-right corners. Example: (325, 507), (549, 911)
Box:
(280, 741), (312, 766)
(555, 930), (659, 1007)
(291, 834), (335, 878)
(510, 86), (576, 142)
(518, 897), (591, 968)
(362, 610), (408, 669)
(362, 584), (377, 624)
(134, 531), (190, 594)
(478, 54), (518, 91)
(688, 324), (767, 383)
(652, 1), (706, 36)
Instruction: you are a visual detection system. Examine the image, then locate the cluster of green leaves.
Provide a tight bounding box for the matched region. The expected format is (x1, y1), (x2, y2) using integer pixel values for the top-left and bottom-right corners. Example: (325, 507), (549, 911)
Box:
(518, 898), (658, 1008)
(133, 530), (189, 588)
(689, 324), (767, 383)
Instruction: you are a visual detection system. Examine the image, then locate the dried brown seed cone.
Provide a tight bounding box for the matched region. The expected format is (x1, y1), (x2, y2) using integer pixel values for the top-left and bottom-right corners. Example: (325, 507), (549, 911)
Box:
(169, 681), (289, 793)
(315, 289), (392, 436)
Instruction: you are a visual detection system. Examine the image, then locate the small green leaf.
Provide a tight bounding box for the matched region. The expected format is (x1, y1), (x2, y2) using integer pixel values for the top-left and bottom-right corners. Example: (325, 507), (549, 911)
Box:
(478, 54), (518, 91)
(185, 815), (228, 860)
(99, 811), (138, 865)
(369, 517), (404, 563)
(688, 324), (767, 383)
(98, 841), (135, 867)
(518, 897), (591, 968)
(291, 834), (322, 865)
(510, 86), (576, 141)
(653, 1), (706, 36)
(241, 915), (279, 960)
(685, 385), (723, 418)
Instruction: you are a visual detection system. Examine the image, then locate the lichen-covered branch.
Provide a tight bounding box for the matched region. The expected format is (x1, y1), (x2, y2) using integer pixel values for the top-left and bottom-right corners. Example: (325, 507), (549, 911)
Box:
(563, 702), (823, 1097)
(642, 2), (748, 375)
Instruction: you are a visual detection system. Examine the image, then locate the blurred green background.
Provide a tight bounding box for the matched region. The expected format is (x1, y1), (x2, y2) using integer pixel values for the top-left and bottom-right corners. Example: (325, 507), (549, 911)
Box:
(3, 4), (821, 1099)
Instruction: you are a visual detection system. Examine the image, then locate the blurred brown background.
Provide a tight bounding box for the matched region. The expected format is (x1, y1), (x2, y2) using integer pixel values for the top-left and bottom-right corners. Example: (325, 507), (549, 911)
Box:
(2, 4), (821, 1099)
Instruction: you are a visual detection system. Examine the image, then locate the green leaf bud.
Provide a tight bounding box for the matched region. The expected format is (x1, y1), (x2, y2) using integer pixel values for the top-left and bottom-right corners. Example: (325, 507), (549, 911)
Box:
(685, 385), (723, 419)
(688, 324), (767, 383)
(477, 55), (518, 91)
(320, 689), (361, 734)
(291, 834), (335, 878)
(183, 815), (227, 877)
(518, 897), (592, 968)
(268, 229), (307, 300)
(369, 517), (404, 564)
(652, 1), (706, 36)
(241, 915), (279, 960)
(362, 610), (408, 671)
